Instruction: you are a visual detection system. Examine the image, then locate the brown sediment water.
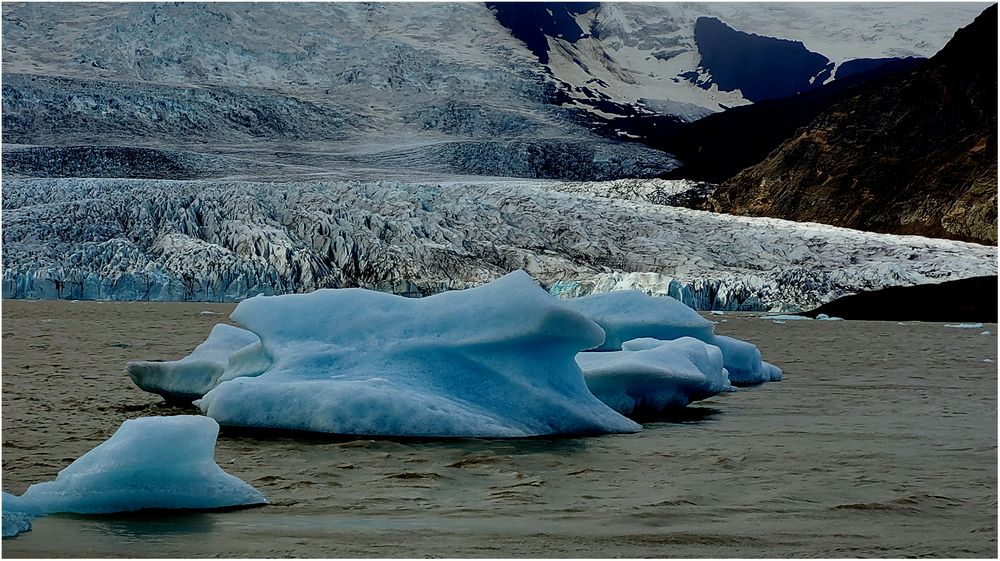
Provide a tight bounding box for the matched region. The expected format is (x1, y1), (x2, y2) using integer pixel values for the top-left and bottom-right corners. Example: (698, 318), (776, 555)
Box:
(1, 300), (996, 557)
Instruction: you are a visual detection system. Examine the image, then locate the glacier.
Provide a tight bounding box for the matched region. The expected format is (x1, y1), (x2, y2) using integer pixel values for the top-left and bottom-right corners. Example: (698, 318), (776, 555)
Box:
(4, 178), (994, 311)
(196, 271), (641, 438)
(576, 337), (733, 420)
(126, 323), (260, 404)
(1, 416), (266, 538)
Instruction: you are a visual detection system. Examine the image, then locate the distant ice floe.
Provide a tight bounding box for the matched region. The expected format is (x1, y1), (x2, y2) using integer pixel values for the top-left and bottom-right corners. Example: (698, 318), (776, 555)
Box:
(196, 271), (641, 437)
(943, 323), (985, 329)
(2, 416), (265, 538)
(126, 324), (259, 404)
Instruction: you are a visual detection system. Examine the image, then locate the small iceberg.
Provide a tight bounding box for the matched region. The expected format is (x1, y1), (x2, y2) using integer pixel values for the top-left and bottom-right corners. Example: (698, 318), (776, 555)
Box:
(197, 271), (640, 437)
(623, 336), (780, 386)
(943, 322), (985, 329)
(710, 335), (782, 385)
(576, 337), (732, 420)
(563, 290), (715, 351)
(126, 324), (260, 404)
(2, 416), (266, 538)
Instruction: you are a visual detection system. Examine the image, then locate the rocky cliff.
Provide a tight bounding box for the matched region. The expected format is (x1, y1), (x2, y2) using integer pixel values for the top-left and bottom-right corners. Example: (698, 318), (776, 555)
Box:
(708, 5), (998, 245)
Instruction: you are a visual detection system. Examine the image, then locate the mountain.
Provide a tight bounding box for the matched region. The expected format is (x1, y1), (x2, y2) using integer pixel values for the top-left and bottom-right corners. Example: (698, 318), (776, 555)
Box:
(1, 3), (994, 306)
(707, 4), (998, 245)
(601, 56), (924, 182)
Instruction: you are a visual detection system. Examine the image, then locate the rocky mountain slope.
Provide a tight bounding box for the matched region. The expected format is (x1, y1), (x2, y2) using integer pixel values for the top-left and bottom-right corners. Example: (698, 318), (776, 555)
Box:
(708, 4), (998, 245)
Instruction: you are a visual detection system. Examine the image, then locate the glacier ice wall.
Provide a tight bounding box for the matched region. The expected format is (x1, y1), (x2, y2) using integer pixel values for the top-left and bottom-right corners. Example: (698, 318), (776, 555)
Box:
(3, 178), (995, 311)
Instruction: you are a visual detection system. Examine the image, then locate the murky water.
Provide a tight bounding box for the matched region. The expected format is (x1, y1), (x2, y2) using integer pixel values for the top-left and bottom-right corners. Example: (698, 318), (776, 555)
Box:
(2, 300), (996, 557)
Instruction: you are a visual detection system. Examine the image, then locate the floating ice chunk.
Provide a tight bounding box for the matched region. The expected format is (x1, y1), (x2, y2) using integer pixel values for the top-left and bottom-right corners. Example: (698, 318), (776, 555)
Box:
(712, 335), (782, 385)
(198, 271), (640, 437)
(943, 322), (985, 329)
(126, 324), (260, 403)
(760, 314), (812, 321)
(2, 505), (32, 538)
(564, 291), (714, 351)
(984, 358), (994, 363)
(576, 337), (731, 419)
(2, 416), (265, 522)
(710, 310), (725, 316)
(981, 330), (991, 336)
(624, 335), (781, 386)
(816, 313), (843, 321)
(200, 310), (221, 316)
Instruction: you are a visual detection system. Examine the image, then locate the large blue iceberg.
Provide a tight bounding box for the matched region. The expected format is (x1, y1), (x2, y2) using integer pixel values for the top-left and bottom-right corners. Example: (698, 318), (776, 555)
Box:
(197, 271), (641, 437)
(126, 323), (260, 403)
(576, 337), (733, 419)
(2, 416), (266, 538)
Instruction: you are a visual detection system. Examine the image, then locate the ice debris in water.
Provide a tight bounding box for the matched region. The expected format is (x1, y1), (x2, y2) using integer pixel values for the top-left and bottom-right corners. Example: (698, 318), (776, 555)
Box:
(980, 330), (991, 336)
(943, 322), (985, 329)
(576, 337), (733, 419)
(759, 314), (812, 321)
(816, 313), (843, 321)
(1, 416), (265, 538)
(563, 290), (715, 351)
(197, 271), (641, 437)
(2, 510), (33, 539)
(126, 324), (260, 404)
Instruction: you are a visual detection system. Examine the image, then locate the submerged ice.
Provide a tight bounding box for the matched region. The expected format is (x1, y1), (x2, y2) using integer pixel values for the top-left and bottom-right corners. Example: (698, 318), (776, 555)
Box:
(1, 415), (265, 536)
(197, 271), (641, 437)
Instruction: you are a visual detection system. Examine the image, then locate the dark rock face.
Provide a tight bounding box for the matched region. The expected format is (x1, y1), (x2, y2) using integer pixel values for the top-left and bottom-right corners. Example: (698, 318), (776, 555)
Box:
(604, 57), (923, 182)
(804, 276), (998, 323)
(709, 4), (998, 245)
(835, 57), (922, 80)
(486, 2), (598, 64)
(686, 17), (833, 102)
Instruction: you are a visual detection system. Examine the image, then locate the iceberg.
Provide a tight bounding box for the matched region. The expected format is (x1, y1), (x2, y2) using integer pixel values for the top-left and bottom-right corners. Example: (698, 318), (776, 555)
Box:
(197, 271), (641, 437)
(563, 290), (715, 351)
(1, 416), (266, 529)
(710, 335), (782, 385)
(623, 336), (781, 386)
(126, 324), (260, 404)
(576, 337), (732, 420)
